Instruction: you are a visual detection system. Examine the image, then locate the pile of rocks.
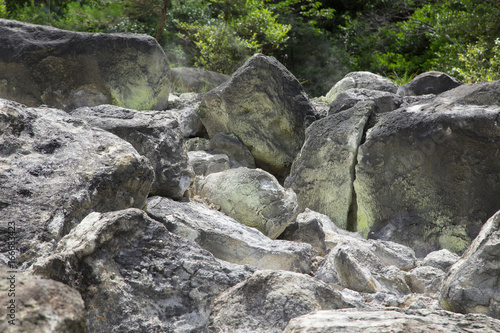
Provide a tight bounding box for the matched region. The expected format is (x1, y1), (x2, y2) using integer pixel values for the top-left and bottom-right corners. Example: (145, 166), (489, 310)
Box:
(1, 19), (500, 332)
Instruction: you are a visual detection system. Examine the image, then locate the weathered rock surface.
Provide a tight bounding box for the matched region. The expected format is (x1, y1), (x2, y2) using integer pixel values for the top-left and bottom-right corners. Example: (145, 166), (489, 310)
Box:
(279, 211), (328, 256)
(436, 79), (500, 106)
(206, 270), (354, 333)
(70, 104), (193, 199)
(167, 92), (205, 138)
(441, 209), (500, 319)
(324, 71), (398, 104)
(354, 99), (500, 256)
(0, 99), (154, 267)
(209, 132), (256, 168)
(329, 88), (403, 115)
(32, 208), (254, 333)
(315, 226), (416, 296)
(188, 150), (230, 176)
(398, 71), (462, 96)
(146, 196), (315, 273)
(171, 67), (230, 93)
(286, 101), (374, 229)
(198, 53), (317, 178)
(197, 167), (299, 239)
(0, 19), (170, 110)
(421, 249), (460, 272)
(283, 308), (500, 332)
(0, 264), (87, 333)
(406, 266), (445, 295)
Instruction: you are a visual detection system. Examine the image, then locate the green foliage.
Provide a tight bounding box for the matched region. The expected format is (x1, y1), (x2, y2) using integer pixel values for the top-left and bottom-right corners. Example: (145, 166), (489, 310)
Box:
(177, 0), (290, 74)
(0, 0), (7, 17)
(454, 38), (500, 83)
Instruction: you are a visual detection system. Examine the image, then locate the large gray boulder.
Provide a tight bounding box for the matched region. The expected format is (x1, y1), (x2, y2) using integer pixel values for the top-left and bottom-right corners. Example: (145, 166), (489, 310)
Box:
(146, 196), (315, 273)
(284, 308), (500, 332)
(0, 264), (87, 333)
(32, 208), (254, 333)
(398, 71), (462, 96)
(0, 19), (170, 110)
(70, 104), (193, 199)
(324, 71), (398, 104)
(198, 53), (317, 178)
(197, 167), (299, 239)
(170, 67), (230, 93)
(285, 101), (374, 229)
(354, 99), (500, 256)
(0, 99), (154, 267)
(441, 210), (500, 319)
(205, 270), (354, 333)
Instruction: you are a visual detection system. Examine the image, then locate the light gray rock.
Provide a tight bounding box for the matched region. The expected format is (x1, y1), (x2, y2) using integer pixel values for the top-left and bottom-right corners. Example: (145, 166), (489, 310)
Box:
(283, 308), (500, 332)
(70, 104), (193, 199)
(209, 132), (256, 168)
(0, 264), (87, 333)
(398, 71), (462, 96)
(188, 151), (230, 176)
(315, 233), (416, 296)
(0, 19), (169, 110)
(170, 67), (230, 93)
(31, 208), (254, 333)
(406, 266), (445, 295)
(441, 210), (500, 319)
(198, 167), (299, 239)
(324, 71), (398, 104)
(285, 101), (375, 229)
(198, 53), (317, 178)
(0, 99), (154, 268)
(146, 196), (315, 273)
(421, 249), (460, 272)
(280, 211), (328, 256)
(436, 79), (500, 106)
(167, 93), (205, 138)
(205, 270), (354, 333)
(329, 88), (403, 115)
(354, 102), (500, 256)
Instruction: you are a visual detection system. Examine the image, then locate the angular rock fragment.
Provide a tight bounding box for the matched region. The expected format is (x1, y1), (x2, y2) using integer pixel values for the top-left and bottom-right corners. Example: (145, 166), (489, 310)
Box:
(188, 151), (230, 176)
(147, 196), (315, 273)
(197, 167), (299, 239)
(398, 71), (462, 96)
(284, 308), (500, 332)
(71, 104), (193, 199)
(198, 53), (317, 178)
(0, 19), (170, 110)
(441, 210), (500, 319)
(32, 208), (253, 333)
(206, 270), (354, 333)
(0, 99), (154, 267)
(285, 101), (374, 229)
(0, 264), (87, 333)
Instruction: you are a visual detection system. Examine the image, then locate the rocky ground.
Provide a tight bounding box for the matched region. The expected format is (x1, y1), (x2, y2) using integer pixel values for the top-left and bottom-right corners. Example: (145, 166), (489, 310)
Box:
(1, 19), (500, 332)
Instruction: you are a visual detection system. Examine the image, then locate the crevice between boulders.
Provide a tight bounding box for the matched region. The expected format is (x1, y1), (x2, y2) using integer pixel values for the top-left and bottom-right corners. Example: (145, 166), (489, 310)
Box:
(346, 105), (376, 232)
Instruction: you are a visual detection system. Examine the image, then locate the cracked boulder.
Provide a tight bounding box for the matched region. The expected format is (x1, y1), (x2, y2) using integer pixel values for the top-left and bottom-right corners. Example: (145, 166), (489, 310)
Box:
(285, 101), (374, 230)
(197, 167), (299, 239)
(441, 209), (500, 319)
(205, 270), (354, 333)
(0, 99), (154, 267)
(0, 264), (87, 333)
(146, 196), (315, 273)
(329, 88), (403, 115)
(198, 53), (317, 178)
(0, 19), (170, 110)
(71, 104), (193, 199)
(32, 208), (254, 333)
(354, 96), (500, 256)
